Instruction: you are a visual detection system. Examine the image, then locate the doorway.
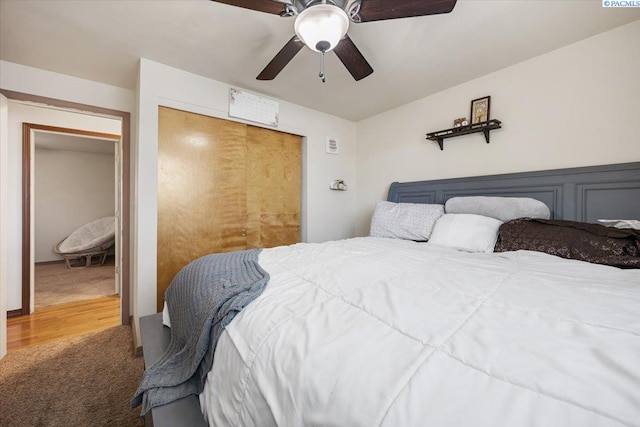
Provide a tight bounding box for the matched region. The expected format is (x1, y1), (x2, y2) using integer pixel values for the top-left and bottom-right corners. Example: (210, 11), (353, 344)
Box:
(33, 129), (120, 311)
(21, 121), (123, 317)
(0, 88), (131, 327)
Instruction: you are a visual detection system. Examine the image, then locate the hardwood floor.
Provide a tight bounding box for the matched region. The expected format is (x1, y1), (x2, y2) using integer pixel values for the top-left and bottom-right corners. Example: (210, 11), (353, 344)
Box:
(7, 295), (120, 351)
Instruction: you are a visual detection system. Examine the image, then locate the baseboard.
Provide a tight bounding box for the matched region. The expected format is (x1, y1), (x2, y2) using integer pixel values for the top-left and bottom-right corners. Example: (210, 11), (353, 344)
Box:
(7, 309), (23, 318)
(35, 255), (116, 266)
(35, 259), (65, 266)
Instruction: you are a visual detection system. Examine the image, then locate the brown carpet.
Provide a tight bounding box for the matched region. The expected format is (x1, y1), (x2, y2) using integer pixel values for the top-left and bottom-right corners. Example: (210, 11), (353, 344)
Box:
(0, 326), (144, 427)
(35, 257), (116, 310)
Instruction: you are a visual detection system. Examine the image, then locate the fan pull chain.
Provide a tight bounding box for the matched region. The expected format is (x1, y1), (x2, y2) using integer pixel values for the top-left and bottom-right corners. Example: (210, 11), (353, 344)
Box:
(319, 52), (326, 83)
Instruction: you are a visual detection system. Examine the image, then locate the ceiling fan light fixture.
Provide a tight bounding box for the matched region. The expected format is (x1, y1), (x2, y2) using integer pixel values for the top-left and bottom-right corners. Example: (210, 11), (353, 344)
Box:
(294, 4), (349, 53)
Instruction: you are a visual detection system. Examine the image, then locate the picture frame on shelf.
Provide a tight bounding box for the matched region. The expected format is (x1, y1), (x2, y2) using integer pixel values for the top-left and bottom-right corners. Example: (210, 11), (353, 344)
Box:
(470, 96), (491, 124)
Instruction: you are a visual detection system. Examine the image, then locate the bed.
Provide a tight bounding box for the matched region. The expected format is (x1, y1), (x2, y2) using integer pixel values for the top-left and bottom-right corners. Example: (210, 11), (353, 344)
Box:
(137, 162), (640, 427)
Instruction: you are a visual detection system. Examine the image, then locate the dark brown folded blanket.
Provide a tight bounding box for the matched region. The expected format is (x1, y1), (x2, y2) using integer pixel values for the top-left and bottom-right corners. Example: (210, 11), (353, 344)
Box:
(495, 218), (640, 269)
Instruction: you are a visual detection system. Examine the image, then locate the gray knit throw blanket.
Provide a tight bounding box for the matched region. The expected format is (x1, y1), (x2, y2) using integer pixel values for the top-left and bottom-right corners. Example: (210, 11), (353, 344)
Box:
(131, 249), (269, 415)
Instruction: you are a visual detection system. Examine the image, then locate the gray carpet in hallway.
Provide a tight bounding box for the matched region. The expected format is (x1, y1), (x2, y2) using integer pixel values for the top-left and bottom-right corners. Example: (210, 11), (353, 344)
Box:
(35, 257), (116, 309)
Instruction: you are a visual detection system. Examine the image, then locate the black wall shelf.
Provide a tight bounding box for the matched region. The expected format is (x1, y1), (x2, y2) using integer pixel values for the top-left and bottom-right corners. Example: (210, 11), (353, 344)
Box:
(426, 119), (502, 151)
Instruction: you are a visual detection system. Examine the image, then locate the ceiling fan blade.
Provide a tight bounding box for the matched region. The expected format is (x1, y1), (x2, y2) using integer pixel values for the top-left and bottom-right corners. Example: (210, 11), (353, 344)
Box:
(211, 0), (287, 15)
(333, 35), (373, 81)
(257, 36), (305, 80)
(357, 0), (457, 22)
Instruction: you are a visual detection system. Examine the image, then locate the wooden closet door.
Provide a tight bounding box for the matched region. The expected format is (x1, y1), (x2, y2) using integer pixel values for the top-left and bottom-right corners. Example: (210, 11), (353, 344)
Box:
(246, 125), (301, 248)
(157, 107), (249, 311)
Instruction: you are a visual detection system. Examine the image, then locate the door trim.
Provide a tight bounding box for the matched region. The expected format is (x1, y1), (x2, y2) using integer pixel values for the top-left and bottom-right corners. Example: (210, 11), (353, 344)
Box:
(1, 89), (131, 325)
(23, 123), (121, 316)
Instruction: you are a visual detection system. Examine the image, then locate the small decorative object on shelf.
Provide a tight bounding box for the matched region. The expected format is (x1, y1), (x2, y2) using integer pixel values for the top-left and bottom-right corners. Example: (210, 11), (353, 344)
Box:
(453, 118), (468, 128)
(426, 119), (502, 151)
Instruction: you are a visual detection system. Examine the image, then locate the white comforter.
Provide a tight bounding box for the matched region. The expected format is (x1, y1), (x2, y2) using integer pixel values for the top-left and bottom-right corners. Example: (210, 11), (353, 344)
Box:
(199, 237), (640, 427)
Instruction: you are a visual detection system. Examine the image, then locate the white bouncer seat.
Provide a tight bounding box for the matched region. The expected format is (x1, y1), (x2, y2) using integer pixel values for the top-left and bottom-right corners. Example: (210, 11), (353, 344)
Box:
(54, 216), (116, 269)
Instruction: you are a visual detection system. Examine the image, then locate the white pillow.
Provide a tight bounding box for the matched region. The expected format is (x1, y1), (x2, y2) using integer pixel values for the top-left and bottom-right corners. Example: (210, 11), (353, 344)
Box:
(597, 219), (640, 230)
(370, 201), (444, 241)
(445, 196), (550, 222)
(429, 213), (503, 253)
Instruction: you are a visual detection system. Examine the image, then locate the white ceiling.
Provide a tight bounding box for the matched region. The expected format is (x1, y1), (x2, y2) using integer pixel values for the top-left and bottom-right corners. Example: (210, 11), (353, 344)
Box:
(1, 1), (638, 121)
(35, 131), (116, 155)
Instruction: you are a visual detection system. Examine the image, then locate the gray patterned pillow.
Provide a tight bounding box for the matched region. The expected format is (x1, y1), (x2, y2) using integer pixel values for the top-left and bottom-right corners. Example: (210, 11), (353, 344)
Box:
(370, 201), (444, 241)
(445, 196), (550, 222)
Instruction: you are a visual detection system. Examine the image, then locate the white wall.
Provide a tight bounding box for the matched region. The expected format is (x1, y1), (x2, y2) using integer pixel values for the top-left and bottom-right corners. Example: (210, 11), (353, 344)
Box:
(354, 21), (640, 236)
(34, 147), (115, 262)
(0, 61), (134, 113)
(0, 93), (9, 359)
(134, 59), (358, 339)
(3, 101), (122, 311)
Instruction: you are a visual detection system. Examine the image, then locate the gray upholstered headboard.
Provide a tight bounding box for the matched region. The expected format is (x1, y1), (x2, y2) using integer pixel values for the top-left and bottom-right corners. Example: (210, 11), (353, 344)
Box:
(387, 162), (640, 223)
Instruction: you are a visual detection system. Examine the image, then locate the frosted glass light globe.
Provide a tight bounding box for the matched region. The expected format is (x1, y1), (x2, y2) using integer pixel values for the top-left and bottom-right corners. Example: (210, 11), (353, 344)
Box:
(294, 4), (349, 53)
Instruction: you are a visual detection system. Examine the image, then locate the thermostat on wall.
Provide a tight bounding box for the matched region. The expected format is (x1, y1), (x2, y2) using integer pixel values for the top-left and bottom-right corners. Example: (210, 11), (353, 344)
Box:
(326, 136), (339, 155)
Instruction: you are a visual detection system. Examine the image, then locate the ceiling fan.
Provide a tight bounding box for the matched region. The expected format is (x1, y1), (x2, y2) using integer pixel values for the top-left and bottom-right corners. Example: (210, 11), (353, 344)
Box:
(211, 0), (458, 82)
